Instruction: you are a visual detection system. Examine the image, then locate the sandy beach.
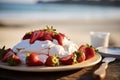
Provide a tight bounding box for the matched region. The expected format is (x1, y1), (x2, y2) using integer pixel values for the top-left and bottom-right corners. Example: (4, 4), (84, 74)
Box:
(1, 1), (120, 48)
(0, 19), (120, 48)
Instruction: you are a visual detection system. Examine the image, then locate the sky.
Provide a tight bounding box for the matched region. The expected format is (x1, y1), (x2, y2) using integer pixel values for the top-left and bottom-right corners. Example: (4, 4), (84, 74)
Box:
(0, 0), (62, 3)
(0, 0), (37, 4)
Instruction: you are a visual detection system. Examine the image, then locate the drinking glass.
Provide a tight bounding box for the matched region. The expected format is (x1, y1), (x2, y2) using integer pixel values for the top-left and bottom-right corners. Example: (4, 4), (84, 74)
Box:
(90, 32), (110, 48)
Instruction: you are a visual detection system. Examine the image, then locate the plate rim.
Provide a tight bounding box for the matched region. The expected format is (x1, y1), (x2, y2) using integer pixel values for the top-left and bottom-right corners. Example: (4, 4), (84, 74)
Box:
(0, 53), (101, 72)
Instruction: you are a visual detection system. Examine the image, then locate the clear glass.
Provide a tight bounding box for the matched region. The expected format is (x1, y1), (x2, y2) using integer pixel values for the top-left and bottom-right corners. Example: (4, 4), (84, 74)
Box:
(90, 32), (110, 48)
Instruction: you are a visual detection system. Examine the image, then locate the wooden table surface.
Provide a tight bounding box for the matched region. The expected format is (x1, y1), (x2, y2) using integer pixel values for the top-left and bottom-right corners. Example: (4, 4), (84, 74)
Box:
(0, 58), (120, 80)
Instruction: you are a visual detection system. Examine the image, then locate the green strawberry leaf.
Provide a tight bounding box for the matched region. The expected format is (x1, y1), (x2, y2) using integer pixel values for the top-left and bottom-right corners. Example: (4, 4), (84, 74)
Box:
(0, 46), (7, 59)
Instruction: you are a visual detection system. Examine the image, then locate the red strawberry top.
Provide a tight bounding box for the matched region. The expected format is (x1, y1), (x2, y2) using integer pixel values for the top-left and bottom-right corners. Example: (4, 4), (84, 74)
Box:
(22, 26), (65, 45)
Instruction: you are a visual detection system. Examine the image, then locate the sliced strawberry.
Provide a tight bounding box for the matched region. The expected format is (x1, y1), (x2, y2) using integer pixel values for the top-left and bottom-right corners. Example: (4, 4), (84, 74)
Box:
(60, 54), (77, 65)
(0, 46), (7, 60)
(2, 48), (13, 62)
(45, 55), (59, 66)
(78, 45), (86, 52)
(37, 30), (45, 40)
(22, 32), (32, 40)
(30, 31), (40, 44)
(77, 45), (86, 62)
(7, 54), (21, 66)
(43, 33), (53, 41)
(74, 51), (85, 63)
(85, 47), (96, 60)
(78, 44), (96, 60)
(54, 33), (65, 45)
(39, 30), (44, 37)
(26, 53), (43, 66)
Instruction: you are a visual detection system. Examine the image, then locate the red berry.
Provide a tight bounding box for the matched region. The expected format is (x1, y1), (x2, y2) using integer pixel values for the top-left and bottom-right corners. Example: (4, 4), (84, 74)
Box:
(78, 45), (86, 52)
(74, 51), (86, 63)
(43, 34), (53, 41)
(37, 30), (44, 40)
(26, 53), (43, 66)
(22, 33), (31, 40)
(54, 33), (65, 45)
(78, 44), (96, 60)
(2, 48), (13, 62)
(45, 55), (59, 66)
(30, 31), (40, 44)
(7, 54), (21, 66)
(85, 47), (96, 60)
(60, 54), (77, 65)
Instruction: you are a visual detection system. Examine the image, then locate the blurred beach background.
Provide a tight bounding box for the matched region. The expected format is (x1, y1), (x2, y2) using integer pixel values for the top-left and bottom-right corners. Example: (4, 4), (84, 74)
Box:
(0, 0), (120, 48)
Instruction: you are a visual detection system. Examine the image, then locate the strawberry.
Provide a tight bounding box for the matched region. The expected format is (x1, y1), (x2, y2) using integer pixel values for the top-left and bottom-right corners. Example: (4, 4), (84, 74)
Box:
(37, 30), (44, 40)
(43, 33), (53, 41)
(74, 51), (85, 63)
(7, 54), (21, 66)
(60, 53), (77, 65)
(78, 45), (86, 52)
(26, 53), (43, 66)
(2, 48), (13, 62)
(22, 32), (32, 40)
(78, 44), (96, 60)
(54, 33), (65, 45)
(45, 55), (59, 66)
(85, 46), (96, 60)
(30, 30), (41, 44)
(0, 46), (7, 60)
(41, 26), (56, 41)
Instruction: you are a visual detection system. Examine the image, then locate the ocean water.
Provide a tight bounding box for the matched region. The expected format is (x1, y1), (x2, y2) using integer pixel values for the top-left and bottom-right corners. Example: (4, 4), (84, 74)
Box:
(0, 3), (120, 20)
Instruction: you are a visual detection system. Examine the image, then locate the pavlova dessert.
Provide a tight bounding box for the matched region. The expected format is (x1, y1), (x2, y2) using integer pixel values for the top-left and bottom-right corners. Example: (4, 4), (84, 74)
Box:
(0, 26), (97, 66)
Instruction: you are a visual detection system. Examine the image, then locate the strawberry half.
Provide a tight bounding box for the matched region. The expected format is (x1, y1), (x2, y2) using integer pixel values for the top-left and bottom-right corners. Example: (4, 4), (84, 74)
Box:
(26, 53), (43, 66)
(37, 30), (44, 40)
(45, 55), (59, 66)
(60, 53), (77, 65)
(43, 33), (53, 41)
(74, 51), (86, 63)
(22, 32), (32, 40)
(2, 48), (14, 62)
(78, 45), (86, 52)
(7, 54), (21, 66)
(78, 44), (96, 60)
(54, 33), (65, 46)
(30, 31), (40, 44)
(85, 46), (96, 60)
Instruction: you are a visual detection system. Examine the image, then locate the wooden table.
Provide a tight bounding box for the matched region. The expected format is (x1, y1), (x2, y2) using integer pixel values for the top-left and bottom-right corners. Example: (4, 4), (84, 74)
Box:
(0, 58), (120, 80)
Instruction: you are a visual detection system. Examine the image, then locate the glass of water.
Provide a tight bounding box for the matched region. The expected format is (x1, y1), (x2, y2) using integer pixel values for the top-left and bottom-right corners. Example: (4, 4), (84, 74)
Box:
(90, 31), (110, 48)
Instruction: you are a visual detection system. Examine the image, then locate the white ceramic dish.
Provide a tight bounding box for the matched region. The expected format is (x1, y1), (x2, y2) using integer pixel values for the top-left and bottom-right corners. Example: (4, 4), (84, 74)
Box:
(97, 47), (120, 59)
(0, 53), (101, 72)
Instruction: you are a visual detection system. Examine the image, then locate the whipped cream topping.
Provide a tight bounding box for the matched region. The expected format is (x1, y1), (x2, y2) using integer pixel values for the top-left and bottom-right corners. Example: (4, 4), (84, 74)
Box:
(12, 37), (78, 63)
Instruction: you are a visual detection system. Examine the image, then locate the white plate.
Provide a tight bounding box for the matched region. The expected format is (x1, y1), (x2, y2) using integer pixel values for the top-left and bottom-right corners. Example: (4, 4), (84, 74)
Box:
(97, 47), (120, 59)
(0, 53), (101, 72)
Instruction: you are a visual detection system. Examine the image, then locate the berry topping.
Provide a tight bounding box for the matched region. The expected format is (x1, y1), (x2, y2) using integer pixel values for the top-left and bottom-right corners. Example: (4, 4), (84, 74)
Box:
(22, 26), (65, 45)
(26, 53), (43, 66)
(23, 32), (32, 40)
(54, 33), (65, 45)
(2, 48), (14, 62)
(78, 44), (97, 60)
(7, 54), (21, 66)
(60, 53), (77, 65)
(30, 31), (40, 44)
(45, 55), (59, 66)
